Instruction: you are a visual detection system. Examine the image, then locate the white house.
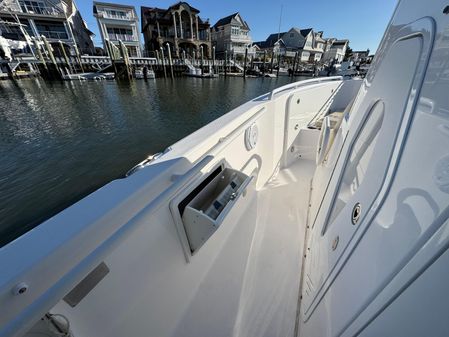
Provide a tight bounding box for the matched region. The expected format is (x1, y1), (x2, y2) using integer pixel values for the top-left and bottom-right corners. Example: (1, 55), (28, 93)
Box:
(93, 2), (142, 57)
(211, 12), (255, 58)
(322, 39), (349, 63)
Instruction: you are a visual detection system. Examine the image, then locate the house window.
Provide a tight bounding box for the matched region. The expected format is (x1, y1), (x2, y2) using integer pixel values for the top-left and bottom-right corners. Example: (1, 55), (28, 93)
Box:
(35, 21), (68, 39)
(19, 1), (49, 15)
(231, 26), (240, 35)
(106, 10), (128, 19)
(0, 17), (34, 38)
(106, 27), (134, 41)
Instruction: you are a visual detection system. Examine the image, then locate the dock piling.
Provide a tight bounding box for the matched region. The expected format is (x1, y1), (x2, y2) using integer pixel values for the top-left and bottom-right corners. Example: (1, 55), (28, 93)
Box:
(59, 40), (73, 74)
(166, 43), (174, 79)
(200, 45), (204, 76)
(276, 53), (280, 77)
(42, 35), (61, 78)
(224, 50), (227, 77)
(292, 52), (298, 77)
(212, 46), (216, 75)
(243, 47), (248, 78)
(160, 47), (167, 78)
(262, 50), (266, 76)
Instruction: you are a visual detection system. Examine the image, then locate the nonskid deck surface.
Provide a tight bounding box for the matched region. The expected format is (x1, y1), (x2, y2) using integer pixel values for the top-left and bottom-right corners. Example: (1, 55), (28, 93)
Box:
(231, 158), (315, 337)
(43, 157), (315, 337)
(175, 157), (315, 337)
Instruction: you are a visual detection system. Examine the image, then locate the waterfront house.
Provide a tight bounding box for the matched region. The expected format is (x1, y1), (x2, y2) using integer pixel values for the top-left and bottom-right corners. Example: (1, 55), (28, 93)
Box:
(281, 28), (325, 62)
(93, 2), (142, 57)
(0, 0), (94, 56)
(254, 32), (286, 55)
(351, 49), (370, 62)
(211, 12), (255, 59)
(141, 2), (212, 58)
(322, 39), (349, 63)
(255, 28), (325, 62)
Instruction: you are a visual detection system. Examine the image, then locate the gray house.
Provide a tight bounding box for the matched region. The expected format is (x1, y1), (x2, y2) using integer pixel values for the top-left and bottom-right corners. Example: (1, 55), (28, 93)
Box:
(281, 28), (325, 62)
(211, 12), (255, 58)
(255, 28), (325, 62)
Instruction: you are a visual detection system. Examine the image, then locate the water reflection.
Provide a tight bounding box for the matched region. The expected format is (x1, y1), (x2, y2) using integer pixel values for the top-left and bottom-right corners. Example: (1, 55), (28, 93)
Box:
(0, 76), (296, 246)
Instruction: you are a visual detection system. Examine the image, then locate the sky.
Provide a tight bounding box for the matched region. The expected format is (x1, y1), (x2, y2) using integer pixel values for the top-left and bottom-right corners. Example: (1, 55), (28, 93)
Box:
(77, 0), (397, 53)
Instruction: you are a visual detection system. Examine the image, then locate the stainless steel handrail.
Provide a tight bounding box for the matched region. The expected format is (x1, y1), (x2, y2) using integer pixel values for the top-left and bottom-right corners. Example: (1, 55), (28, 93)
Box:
(268, 76), (343, 100)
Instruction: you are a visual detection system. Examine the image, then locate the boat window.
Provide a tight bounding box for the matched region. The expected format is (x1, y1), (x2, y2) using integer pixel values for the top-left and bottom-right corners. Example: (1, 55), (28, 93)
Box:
(327, 101), (384, 225)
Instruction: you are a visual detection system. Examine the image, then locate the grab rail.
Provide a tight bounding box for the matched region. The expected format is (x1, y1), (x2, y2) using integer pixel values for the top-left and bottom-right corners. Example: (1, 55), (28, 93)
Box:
(268, 76), (342, 100)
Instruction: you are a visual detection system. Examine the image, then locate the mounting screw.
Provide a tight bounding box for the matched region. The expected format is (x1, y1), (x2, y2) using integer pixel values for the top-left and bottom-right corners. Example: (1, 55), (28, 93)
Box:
(332, 236), (339, 251)
(290, 146), (295, 152)
(294, 124), (299, 130)
(352, 203), (361, 225)
(12, 282), (28, 296)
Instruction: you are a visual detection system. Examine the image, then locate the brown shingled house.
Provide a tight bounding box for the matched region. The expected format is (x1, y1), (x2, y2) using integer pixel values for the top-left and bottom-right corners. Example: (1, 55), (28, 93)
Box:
(141, 2), (212, 58)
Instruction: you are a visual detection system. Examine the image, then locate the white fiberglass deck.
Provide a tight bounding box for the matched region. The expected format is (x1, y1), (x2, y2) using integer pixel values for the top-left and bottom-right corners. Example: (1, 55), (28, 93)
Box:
(45, 157), (315, 337)
(231, 158), (314, 337)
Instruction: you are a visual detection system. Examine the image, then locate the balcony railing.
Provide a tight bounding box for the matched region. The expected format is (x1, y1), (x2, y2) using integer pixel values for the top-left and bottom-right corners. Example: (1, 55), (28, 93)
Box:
(100, 12), (134, 20)
(232, 46), (249, 54)
(231, 34), (251, 43)
(39, 30), (69, 40)
(20, 5), (64, 16)
(107, 33), (137, 42)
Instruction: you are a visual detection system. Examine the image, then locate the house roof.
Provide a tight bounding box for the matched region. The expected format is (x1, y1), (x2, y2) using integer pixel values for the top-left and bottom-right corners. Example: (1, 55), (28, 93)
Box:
(299, 28), (312, 37)
(254, 41), (267, 48)
(141, 3), (209, 32)
(93, 1), (136, 10)
(141, 6), (166, 31)
(332, 39), (349, 45)
(265, 32), (286, 46)
(213, 12), (250, 30)
(168, 2), (200, 13)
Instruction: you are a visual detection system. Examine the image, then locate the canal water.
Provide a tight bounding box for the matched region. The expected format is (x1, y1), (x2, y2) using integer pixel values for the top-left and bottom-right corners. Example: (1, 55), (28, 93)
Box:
(0, 75), (300, 247)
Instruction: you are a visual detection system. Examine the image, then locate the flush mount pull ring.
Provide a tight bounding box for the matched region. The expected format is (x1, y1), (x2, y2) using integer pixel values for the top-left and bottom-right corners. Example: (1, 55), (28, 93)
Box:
(352, 203), (361, 225)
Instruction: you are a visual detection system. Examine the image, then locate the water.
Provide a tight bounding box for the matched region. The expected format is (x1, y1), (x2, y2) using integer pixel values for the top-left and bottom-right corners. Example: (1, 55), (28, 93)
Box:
(0, 75), (299, 247)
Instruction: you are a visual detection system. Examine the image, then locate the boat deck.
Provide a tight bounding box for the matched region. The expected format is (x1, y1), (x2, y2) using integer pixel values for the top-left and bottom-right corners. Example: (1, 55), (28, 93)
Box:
(167, 157), (315, 337)
(231, 157), (314, 336)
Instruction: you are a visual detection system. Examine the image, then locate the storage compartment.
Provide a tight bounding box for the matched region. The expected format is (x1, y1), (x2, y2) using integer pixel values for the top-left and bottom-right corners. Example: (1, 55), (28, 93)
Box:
(181, 168), (252, 252)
